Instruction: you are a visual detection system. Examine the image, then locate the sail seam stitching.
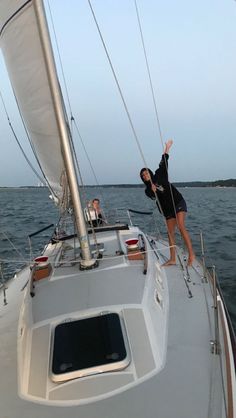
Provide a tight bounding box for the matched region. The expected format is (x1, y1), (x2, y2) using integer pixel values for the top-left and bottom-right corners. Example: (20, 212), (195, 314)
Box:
(0, 0), (32, 37)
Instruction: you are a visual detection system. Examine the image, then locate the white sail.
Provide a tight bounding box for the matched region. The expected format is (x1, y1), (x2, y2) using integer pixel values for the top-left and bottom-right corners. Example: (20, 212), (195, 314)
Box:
(0, 0), (67, 204)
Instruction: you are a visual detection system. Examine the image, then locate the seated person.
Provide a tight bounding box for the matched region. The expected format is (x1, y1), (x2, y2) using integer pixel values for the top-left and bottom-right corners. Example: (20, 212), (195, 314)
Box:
(85, 198), (104, 227)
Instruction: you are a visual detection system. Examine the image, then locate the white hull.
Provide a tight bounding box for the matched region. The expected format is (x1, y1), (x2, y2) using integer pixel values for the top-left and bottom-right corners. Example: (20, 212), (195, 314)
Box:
(0, 225), (235, 418)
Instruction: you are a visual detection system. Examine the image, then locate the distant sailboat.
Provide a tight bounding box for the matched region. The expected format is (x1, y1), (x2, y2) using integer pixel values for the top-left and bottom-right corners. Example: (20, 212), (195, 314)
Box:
(0, 1), (235, 418)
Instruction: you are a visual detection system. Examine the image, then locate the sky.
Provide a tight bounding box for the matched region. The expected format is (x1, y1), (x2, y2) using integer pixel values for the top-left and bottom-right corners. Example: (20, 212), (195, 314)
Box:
(0, 0), (236, 186)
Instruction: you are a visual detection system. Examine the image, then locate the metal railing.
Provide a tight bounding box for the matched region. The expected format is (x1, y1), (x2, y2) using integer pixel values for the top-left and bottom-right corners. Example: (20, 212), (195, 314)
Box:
(200, 232), (220, 355)
(0, 262), (7, 306)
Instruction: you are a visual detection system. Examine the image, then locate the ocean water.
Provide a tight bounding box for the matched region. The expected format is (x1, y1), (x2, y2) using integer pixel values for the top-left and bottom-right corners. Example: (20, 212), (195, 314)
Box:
(0, 186), (235, 331)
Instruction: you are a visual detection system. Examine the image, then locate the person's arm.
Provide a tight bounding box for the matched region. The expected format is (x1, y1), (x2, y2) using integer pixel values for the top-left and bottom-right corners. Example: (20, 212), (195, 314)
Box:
(155, 140), (173, 179)
(164, 139), (173, 154)
(155, 153), (169, 178)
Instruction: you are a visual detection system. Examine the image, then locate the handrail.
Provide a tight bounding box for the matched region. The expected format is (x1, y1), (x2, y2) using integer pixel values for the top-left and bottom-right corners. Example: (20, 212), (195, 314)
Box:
(124, 208), (153, 227)
(51, 224), (130, 244)
(211, 265), (220, 355)
(127, 209), (153, 226)
(176, 251), (193, 298)
(217, 283), (236, 367)
(200, 231), (207, 282)
(128, 208), (153, 215)
(200, 231), (220, 354)
(28, 223), (54, 238)
(218, 301), (234, 418)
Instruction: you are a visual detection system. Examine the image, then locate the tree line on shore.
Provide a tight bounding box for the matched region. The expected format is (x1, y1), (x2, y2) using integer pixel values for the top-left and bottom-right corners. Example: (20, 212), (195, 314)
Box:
(1, 179), (236, 189)
(91, 179), (236, 188)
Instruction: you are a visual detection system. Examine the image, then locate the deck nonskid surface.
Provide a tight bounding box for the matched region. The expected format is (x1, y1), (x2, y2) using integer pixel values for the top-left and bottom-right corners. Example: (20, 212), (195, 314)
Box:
(32, 263), (146, 324)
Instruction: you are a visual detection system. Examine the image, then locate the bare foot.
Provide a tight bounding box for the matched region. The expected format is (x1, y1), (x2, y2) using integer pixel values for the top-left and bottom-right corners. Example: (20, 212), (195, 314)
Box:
(187, 254), (195, 266)
(162, 260), (176, 267)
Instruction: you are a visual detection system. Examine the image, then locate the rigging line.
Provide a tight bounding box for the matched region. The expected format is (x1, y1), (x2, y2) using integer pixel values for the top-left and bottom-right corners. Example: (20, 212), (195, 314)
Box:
(46, 0), (84, 186)
(71, 117), (108, 219)
(0, 258), (28, 264)
(0, 0), (32, 37)
(134, 1), (179, 226)
(70, 123), (100, 250)
(68, 119), (86, 197)
(87, 0), (166, 224)
(0, 231), (27, 262)
(46, 0), (81, 187)
(46, 0), (73, 118)
(49, 0), (149, 220)
(44, 1), (91, 207)
(47, 0), (125, 222)
(11, 89), (62, 202)
(12, 94), (47, 184)
(69, 121), (85, 195)
(0, 91), (45, 185)
(69, 124), (99, 244)
(72, 118), (102, 189)
(134, 0), (164, 148)
(64, 99), (103, 245)
(69, 121), (90, 216)
(47, 0), (108, 214)
(87, 0), (149, 170)
(43, 0), (83, 208)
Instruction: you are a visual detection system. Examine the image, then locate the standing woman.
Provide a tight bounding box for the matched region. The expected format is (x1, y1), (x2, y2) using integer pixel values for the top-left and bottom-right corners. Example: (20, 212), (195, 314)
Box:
(140, 140), (195, 266)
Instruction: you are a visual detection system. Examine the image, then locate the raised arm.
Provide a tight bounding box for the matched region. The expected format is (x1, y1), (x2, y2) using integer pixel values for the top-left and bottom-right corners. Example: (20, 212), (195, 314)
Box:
(154, 139), (173, 179)
(164, 139), (173, 154)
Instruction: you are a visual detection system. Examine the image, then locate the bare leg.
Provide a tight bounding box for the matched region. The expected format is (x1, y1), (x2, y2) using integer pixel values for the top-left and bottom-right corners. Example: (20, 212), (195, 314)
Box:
(162, 218), (177, 266)
(176, 211), (195, 265)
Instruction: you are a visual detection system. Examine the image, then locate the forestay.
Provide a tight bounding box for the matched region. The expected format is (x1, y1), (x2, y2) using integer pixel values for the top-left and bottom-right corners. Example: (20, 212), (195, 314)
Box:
(0, 0), (67, 205)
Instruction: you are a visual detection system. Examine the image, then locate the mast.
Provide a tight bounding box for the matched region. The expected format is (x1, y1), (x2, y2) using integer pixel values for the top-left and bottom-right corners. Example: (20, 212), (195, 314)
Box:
(34, 0), (95, 268)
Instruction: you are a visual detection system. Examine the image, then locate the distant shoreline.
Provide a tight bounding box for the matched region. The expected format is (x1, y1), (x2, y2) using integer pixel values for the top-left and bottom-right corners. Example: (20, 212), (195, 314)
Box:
(0, 179), (236, 189)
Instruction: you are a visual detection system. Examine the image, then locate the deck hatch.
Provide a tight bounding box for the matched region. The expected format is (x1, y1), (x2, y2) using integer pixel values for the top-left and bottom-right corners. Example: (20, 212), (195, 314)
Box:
(51, 313), (130, 382)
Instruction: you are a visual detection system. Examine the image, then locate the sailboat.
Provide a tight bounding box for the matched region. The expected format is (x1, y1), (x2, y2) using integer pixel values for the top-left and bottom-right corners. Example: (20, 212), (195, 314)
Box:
(0, 1), (235, 417)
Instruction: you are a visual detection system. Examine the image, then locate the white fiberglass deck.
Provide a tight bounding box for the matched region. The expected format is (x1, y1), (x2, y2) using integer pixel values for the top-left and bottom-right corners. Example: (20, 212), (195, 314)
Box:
(0, 227), (234, 418)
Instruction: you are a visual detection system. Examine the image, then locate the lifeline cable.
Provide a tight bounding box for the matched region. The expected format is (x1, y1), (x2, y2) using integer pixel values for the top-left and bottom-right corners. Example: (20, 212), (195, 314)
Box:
(0, 231), (27, 262)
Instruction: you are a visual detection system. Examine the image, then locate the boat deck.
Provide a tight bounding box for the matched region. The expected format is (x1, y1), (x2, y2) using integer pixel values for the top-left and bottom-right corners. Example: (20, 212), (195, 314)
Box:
(0, 228), (233, 418)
